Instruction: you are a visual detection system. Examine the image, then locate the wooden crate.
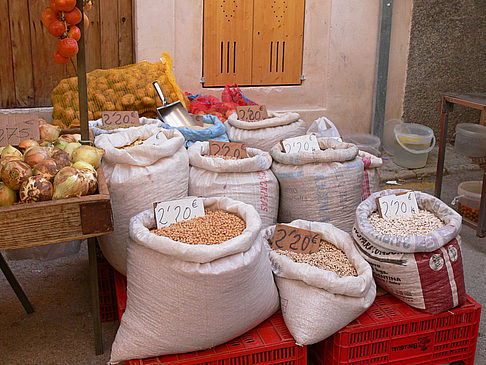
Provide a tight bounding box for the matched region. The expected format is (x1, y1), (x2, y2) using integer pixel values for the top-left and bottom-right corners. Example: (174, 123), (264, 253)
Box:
(0, 167), (113, 250)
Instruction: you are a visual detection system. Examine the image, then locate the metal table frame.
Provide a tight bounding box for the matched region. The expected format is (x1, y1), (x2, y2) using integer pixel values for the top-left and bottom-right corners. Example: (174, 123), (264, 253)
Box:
(434, 92), (486, 237)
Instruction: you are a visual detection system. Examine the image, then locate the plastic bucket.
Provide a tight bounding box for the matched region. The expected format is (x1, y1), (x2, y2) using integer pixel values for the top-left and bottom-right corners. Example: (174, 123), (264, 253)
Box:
(393, 123), (435, 168)
(383, 119), (403, 155)
(343, 133), (381, 156)
(455, 123), (486, 157)
(457, 181), (482, 223)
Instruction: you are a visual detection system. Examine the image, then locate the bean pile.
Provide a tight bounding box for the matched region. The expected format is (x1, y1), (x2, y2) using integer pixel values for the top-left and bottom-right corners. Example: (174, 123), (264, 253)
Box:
(116, 139), (145, 149)
(274, 240), (358, 277)
(207, 155), (242, 160)
(368, 209), (444, 237)
(151, 209), (245, 245)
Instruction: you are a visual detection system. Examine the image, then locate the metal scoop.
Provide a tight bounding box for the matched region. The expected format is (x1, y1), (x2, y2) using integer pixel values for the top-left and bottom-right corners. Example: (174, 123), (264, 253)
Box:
(153, 81), (200, 128)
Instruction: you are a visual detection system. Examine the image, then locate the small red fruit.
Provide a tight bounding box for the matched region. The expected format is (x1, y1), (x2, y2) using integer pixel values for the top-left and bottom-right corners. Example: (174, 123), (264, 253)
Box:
(55, 0), (76, 12)
(50, 0), (58, 12)
(54, 50), (70, 64)
(41, 7), (58, 28)
(67, 26), (81, 41)
(57, 38), (78, 58)
(48, 20), (66, 38)
(64, 7), (82, 25)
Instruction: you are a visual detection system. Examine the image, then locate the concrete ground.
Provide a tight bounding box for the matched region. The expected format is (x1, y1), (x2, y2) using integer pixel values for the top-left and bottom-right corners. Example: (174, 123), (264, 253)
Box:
(0, 162), (484, 364)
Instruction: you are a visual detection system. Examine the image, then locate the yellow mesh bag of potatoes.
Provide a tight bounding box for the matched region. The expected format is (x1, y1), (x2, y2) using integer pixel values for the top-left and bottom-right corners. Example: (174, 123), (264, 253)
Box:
(51, 53), (189, 128)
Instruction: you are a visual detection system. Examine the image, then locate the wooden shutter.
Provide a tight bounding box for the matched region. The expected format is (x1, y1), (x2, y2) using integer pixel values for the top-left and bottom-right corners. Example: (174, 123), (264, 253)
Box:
(203, 0), (254, 87)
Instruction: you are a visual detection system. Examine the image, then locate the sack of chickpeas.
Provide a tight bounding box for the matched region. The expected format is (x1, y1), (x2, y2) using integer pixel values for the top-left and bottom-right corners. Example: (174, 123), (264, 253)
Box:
(353, 189), (465, 314)
(188, 141), (279, 226)
(109, 197), (279, 363)
(95, 125), (189, 275)
(225, 111), (307, 152)
(88, 116), (162, 137)
(270, 138), (363, 232)
(260, 220), (376, 345)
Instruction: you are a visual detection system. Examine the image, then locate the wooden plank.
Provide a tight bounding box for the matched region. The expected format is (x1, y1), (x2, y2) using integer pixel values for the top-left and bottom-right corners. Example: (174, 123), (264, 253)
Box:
(9, 0), (34, 107)
(203, 0), (253, 86)
(85, 1), (102, 72)
(252, 0), (305, 85)
(480, 110), (486, 126)
(118, 0), (133, 65)
(100, 0), (119, 68)
(0, 0), (16, 108)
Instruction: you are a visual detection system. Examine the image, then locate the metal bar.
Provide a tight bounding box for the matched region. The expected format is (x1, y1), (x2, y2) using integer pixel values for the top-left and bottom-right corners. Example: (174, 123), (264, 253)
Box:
(476, 168), (486, 237)
(0, 252), (34, 314)
(77, 0), (89, 143)
(434, 99), (450, 198)
(88, 237), (103, 355)
(371, 0), (394, 142)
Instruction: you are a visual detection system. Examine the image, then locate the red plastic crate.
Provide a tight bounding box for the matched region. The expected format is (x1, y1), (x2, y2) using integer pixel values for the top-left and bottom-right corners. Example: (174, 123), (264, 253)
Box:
(310, 294), (481, 365)
(96, 248), (117, 322)
(113, 271), (306, 365)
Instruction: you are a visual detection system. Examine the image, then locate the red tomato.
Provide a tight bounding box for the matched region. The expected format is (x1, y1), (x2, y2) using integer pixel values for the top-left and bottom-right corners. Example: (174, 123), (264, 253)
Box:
(67, 26), (81, 41)
(57, 38), (79, 58)
(64, 7), (82, 25)
(54, 50), (70, 64)
(48, 20), (66, 38)
(54, 0), (76, 12)
(50, 0), (58, 12)
(41, 7), (58, 28)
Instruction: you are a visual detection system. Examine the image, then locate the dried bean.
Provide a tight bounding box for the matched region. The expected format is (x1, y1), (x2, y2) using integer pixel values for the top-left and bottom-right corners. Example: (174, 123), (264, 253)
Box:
(368, 209), (444, 237)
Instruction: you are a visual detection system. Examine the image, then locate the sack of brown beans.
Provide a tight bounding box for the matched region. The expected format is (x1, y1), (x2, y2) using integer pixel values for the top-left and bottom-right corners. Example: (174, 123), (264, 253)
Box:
(260, 219), (376, 345)
(353, 189), (465, 314)
(94, 126), (189, 275)
(225, 111), (307, 152)
(270, 138), (363, 232)
(109, 197), (279, 363)
(188, 141), (279, 226)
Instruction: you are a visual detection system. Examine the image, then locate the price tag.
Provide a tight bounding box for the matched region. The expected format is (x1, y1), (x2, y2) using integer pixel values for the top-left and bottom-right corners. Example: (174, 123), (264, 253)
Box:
(281, 134), (320, 154)
(377, 192), (419, 219)
(273, 224), (322, 254)
(154, 197), (205, 229)
(209, 141), (249, 159)
(101, 111), (140, 127)
(0, 113), (40, 146)
(236, 105), (268, 122)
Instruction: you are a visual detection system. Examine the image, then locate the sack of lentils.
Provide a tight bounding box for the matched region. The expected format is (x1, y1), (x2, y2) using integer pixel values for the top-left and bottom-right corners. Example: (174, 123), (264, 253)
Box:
(95, 126), (189, 275)
(109, 197), (279, 363)
(188, 141), (279, 227)
(225, 111), (307, 152)
(260, 220), (376, 345)
(353, 189), (465, 314)
(271, 138), (363, 232)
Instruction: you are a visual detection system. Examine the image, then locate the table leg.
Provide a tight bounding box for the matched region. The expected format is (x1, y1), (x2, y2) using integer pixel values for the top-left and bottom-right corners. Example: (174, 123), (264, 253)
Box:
(88, 237), (103, 355)
(477, 168), (486, 237)
(435, 100), (450, 198)
(0, 252), (34, 314)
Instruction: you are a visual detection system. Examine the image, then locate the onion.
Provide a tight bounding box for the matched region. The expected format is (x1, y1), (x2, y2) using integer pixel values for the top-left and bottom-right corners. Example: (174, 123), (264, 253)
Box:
(39, 123), (61, 142)
(0, 156), (20, 171)
(33, 159), (60, 182)
(39, 141), (54, 147)
(78, 168), (98, 195)
(53, 167), (88, 199)
(54, 139), (68, 150)
(1, 145), (22, 159)
(1, 160), (32, 190)
(18, 139), (39, 153)
(24, 146), (49, 168)
(59, 134), (80, 144)
(19, 175), (53, 203)
(50, 148), (71, 168)
(72, 145), (104, 169)
(0, 182), (17, 206)
(73, 160), (96, 172)
(64, 142), (81, 160)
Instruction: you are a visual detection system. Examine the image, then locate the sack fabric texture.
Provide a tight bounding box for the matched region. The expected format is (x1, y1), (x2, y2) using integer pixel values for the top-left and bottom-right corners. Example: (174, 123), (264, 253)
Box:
(358, 150), (382, 199)
(260, 220), (376, 345)
(95, 125), (189, 275)
(188, 142), (279, 227)
(109, 197), (280, 363)
(270, 138), (364, 233)
(89, 116), (161, 137)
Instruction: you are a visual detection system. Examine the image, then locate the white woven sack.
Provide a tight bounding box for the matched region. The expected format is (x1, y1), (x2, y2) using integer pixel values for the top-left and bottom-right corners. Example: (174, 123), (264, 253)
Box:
(260, 220), (376, 345)
(355, 189), (462, 253)
(270, 138), (363, 232)
(94, 125), (189, 274)
(109, 197), (280, 363)
(188, 142), (279, 227)
(225, 111), (307, 151)
(89, 116), (161, 137)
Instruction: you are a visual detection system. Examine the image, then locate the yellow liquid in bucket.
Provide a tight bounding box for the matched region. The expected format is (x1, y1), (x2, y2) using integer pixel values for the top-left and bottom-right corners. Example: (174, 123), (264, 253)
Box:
(396, 134), (430, 151)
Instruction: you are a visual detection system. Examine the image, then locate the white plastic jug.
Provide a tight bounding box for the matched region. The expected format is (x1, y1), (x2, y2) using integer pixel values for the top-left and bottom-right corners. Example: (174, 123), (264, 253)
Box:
(393, 123), (435, 169)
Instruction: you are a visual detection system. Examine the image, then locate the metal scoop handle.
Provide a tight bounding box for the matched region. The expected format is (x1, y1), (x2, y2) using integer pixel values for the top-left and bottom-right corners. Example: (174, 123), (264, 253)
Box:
(153, 81), (168, 106)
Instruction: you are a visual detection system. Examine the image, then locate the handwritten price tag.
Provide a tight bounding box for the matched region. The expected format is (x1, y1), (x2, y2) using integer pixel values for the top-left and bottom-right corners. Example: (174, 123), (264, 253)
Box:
(154, 197), (205, 229)
(281, 134), (320, 154)
(236, 105), (268, 122)
(273, 224), (322, 254)
(377, 192), (419, 219)
(209, 141), (249, 159)
(0, 113), (40, 147)
(102, 111), (140, 127)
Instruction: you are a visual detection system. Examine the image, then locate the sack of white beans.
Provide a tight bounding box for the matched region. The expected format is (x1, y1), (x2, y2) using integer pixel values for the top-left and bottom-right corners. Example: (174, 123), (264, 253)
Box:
(225, 111), (307, 152)
(270, 138), (363, 232)
(109, 197), (279, 363)
(95, 126), (189, 275)
(353, 189), (465, 314)
(260, 220), (376, 345)
(188, 141), (279, 227)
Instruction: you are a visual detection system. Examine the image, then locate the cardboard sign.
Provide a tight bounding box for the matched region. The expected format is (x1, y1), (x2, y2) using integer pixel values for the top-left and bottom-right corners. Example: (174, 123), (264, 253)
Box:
(236, 105), (268, 122)
(273, 224), (321, 254)
(377, 191), (419, 219)
(281, 134), (320, 154)
(209, 141), (249, 159)
(101, 111), (140, 127)
(154, 197), (205, 229)
(0, 113), (40, 146)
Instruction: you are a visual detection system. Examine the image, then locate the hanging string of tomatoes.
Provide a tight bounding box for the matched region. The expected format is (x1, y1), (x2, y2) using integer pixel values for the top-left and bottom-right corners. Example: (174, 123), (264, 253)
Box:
(41, 0), (93, 64)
